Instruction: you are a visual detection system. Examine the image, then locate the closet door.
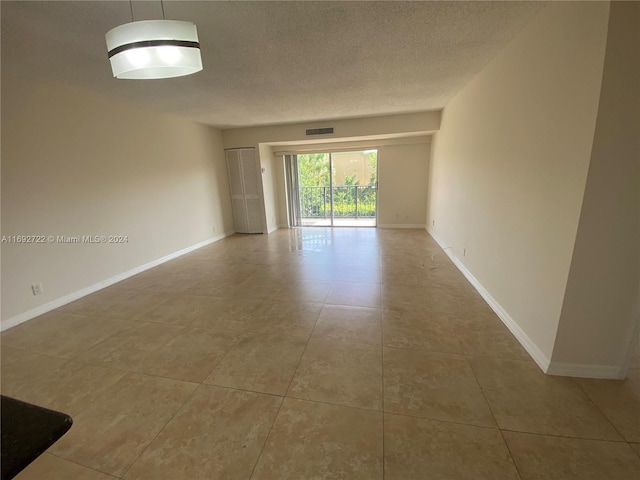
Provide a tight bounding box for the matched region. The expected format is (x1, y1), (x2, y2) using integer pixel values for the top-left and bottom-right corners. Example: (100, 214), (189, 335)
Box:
(226, 149), (249, 233)
(239, 149), (263, 233)
(226, 148), (264, 234)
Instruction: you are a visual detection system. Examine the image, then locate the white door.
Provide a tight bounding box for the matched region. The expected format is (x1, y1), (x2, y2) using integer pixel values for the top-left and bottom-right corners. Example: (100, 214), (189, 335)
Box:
(226, 148), (263, 234)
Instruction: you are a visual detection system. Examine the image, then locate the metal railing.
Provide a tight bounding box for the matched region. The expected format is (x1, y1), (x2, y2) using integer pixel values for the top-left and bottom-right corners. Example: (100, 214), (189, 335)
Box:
(300, 185), (377, 219)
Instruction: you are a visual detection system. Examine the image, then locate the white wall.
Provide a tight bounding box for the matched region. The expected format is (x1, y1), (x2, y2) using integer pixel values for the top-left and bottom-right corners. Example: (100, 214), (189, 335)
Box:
(377, 143), (430, 227)
(1, 76), (234, 326)
(426, 2), (610, 366)
(551, 1), (640, 375)
(258, 144), (280, 232)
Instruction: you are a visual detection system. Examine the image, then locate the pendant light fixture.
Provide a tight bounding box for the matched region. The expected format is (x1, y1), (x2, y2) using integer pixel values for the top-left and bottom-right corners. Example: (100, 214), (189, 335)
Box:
(105, 0), (202, 79)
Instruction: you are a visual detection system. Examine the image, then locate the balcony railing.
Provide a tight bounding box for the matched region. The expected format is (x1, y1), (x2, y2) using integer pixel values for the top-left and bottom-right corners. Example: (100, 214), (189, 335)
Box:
(300, 185), (377, 218)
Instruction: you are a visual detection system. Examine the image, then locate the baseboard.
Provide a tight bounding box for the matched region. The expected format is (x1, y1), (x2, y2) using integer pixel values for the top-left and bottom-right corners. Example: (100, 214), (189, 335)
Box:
(378, 224), (426, 229)
(266, 225), (280, 234)
(546, 362), (624, 379)
(426, 227), (552, 373)
(1, 231), (235, 332)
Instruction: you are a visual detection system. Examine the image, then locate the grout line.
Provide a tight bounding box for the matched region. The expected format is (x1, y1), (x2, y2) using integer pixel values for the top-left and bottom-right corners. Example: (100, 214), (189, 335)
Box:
(248, 304), (322, 479)
(45, 452), (121, 479)
(465, 356), (525, 479)
(499, 429), (524, 480)
(248, 395), (285, 479)
(567, 377), (627, 442)
(119, 383), (201, 478)
(497, 427), (631, 443)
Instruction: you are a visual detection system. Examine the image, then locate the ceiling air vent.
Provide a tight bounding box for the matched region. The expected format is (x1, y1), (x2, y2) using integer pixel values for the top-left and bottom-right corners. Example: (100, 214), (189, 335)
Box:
(306, 127), (334, 136)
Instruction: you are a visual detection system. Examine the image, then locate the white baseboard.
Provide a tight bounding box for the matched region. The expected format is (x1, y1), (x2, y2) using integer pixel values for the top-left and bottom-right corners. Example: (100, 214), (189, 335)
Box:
(378, 224), (426, 229)
(546, 362), (624, 379)
(426, 227), (626, 379)
(1, 231), (235, 332)
(426, 227), (552, 373)
(266, 225), (280, 233)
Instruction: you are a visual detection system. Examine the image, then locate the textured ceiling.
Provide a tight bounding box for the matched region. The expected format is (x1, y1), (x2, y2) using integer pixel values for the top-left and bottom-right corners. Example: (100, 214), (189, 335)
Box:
(1, 1), (545, 128)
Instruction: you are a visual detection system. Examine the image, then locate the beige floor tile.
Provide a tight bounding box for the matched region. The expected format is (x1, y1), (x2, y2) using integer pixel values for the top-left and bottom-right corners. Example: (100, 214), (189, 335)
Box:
(380, 269), (420, 287)
(384, 413), (519, 480)
(233, 277), (288, 300)
(1, 312), (131, 359)
(574, 370), (640, 442)
(4, 360), (126, 417)
(379, 254), (431, 269)
(334, 253), (380, 267)
(187, 297), (268, 332)
(133, 327), (240, 383)
(326, 282), (381, 308)
(271, 281), (332, 303)
(123, 385), (281, 480)
(1, 347), (68, 401)
(304, 253), (345, 265)
(274, 263), (336, 283)
(249, 301), (322, 338)
(470, 357), (622, 440)
(73, 322), (184, 371)
(180, 276), (242, 297)
(453, 317), (531, 360)
(251, 398), (383, 480)
(503, 431), (640, 480)
(140, 294), (231, 326)
(204, 333), (306, 395)
(288, 338), (382, 410)
(15, 453), (117, 480)
(118, 270), (201, 294)
(49, 373), (197, 477)
(62, 287), (169, 320)
(416, 267), (471, 290)
(383, 347), (495, 427)
(383, 309), (462, 353)
(335, 265), (381, 283)
(313, 305), (382, 345)
(381, 284), (462, 313)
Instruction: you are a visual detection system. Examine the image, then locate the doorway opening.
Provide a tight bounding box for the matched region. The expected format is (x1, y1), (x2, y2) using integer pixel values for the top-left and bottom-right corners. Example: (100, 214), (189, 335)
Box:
(285, 150), (378, 227)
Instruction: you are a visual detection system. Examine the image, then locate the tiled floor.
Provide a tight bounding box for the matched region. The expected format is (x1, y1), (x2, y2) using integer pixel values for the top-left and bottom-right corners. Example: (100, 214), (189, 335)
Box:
(2, 228), (639, 479)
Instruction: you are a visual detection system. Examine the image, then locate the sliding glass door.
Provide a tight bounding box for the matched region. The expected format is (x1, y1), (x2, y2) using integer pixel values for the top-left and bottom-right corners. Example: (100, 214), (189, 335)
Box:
(285, 150), (377, 227)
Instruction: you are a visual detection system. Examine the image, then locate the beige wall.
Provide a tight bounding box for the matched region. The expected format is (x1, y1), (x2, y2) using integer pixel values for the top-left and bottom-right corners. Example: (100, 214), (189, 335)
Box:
(426, 2), (610, 364)
(1, 76), (234, 325)
(552, 1), (640, 373)
(378, 143), (430, 227)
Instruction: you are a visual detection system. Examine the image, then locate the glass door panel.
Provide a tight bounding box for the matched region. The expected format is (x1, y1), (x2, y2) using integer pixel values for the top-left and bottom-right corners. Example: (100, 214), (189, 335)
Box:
(297, 153), (332, 226)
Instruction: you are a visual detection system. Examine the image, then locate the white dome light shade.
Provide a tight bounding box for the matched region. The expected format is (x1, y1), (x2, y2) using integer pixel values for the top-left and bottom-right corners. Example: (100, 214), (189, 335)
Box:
(106, 20), (202, 79)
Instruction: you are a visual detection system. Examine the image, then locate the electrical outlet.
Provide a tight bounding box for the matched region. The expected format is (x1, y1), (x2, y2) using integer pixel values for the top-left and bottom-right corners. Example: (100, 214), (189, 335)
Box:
(212, 226), (216, 232)
(463, 248), (467, 257)
(432, 220), (435, 226)
(31, 283), (43, 296)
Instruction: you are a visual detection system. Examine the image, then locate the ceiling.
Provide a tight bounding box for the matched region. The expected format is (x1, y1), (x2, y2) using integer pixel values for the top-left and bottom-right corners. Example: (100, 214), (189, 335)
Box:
(1, 1), (545, 129)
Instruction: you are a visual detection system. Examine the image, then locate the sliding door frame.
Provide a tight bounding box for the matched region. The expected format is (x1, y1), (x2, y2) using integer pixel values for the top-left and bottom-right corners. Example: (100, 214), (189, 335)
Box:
(284, 149), (378, 228)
